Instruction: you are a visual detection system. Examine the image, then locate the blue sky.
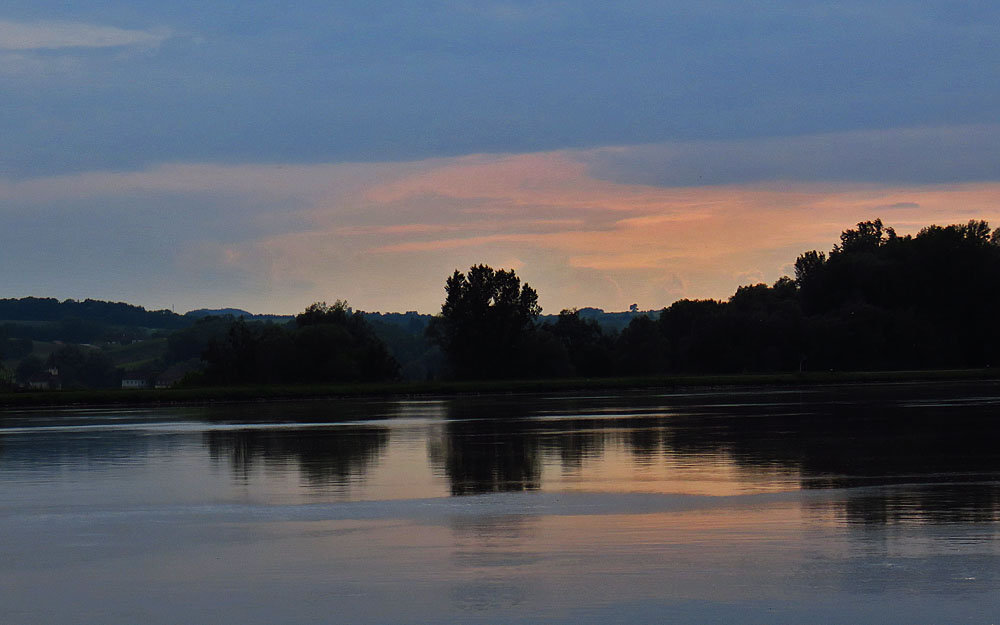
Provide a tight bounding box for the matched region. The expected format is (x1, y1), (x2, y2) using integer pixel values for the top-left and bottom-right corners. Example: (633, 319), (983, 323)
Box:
(3, 2), (1000, 313)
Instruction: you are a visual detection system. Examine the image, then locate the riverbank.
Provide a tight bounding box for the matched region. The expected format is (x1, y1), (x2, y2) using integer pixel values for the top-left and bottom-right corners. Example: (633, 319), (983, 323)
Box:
(2, 368), (999, 409)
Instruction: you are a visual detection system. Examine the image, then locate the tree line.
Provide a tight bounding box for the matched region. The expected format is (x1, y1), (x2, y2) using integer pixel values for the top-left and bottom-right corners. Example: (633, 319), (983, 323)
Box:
(428, 219), (1000, 379)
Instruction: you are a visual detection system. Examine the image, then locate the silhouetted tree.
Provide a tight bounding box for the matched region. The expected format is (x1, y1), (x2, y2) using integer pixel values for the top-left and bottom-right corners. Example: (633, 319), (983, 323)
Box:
(657, 299), (725, 373)
(794, 250), (826, 286)
(541, 309), (615, 377)
(166, 315), (236, 363)
(292, 302), (399, 382)
(834, 218), (896, 255)
(792, 218), (1000, 369)
(201, 301), (398, 385)
(427, 264), (541, 379)
(46, 345), (118, 388)
(616, 315), (669, 375)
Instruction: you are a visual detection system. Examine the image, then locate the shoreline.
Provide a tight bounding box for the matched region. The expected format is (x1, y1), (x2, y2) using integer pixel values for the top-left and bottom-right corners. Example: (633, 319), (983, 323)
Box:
(1, 368), (998, 409)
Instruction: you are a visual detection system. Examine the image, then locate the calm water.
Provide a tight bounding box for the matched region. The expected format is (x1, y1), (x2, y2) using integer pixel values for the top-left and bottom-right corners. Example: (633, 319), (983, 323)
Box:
(2, 383), (1000, 624)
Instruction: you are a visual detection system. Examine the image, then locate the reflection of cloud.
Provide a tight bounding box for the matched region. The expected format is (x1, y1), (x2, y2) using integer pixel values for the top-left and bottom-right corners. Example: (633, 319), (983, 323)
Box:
(0, 20), (171, 50)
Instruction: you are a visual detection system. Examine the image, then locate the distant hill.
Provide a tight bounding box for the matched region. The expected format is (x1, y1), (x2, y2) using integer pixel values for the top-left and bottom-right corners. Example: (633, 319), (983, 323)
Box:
(362, 308), (652, 333)
(184, 308), (294, 323)
(0, 297), (191, 348)
(184, 308), (253, 318)
(551, 307), (654, 332)
(0, 297), (188, 330)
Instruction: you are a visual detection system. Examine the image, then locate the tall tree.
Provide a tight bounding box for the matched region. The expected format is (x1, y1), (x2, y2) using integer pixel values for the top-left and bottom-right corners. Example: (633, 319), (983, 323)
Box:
(427, 264), (541, 379)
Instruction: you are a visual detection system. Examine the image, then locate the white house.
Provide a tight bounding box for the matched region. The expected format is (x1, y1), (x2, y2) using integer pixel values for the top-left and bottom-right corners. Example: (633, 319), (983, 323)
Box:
(121, 371), (153, 389)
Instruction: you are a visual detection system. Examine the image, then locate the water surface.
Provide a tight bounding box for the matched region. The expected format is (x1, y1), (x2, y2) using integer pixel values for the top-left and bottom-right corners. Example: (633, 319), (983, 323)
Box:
(2, 383), (1000, 623)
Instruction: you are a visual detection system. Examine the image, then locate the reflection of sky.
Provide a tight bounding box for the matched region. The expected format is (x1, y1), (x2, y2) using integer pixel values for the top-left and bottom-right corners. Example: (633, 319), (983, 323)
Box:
(4, 388), (1000, 511)
(543, 444), (799, 497)
(4, 497), (998, 624)
(4, 391), (1000, 623)
(0, 413), (798, 507)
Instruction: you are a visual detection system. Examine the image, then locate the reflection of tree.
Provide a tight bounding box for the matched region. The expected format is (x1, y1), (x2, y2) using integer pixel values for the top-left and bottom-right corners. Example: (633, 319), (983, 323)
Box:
(841, 484), (1000, 525)
(623, 421), (664, 462)
(434, 385), (1000, 524)
(654, 385), (1000, 525)
(428, 396), (627, 495)
(204, 426), (389, 491)
(542, 427), (607, 471)
(430, 418), (542, 496)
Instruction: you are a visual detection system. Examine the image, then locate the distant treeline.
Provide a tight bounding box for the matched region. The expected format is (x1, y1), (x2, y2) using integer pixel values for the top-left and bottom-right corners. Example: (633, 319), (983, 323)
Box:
(426, 219), (1000, 379)
(4, 218), (1000, 390)
(195, 302), (398, 385)
(0, 297), (187, 328)
(0, 297), (190, 346)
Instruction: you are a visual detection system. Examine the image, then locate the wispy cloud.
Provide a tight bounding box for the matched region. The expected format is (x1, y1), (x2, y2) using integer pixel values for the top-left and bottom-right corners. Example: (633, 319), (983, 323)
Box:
(0, 20), (171, 50)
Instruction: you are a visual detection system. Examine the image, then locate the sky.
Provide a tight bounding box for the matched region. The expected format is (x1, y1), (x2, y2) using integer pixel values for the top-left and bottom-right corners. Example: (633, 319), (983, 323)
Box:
(2, 1), (1000, 315)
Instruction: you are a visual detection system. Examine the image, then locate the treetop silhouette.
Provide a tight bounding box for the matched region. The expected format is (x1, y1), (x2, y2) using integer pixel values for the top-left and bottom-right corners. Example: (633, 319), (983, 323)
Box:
(427, 264), (540, 379)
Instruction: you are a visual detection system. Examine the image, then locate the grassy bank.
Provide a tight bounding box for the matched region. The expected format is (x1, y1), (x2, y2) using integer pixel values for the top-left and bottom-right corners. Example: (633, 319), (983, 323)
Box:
(2, 368), (999, 409)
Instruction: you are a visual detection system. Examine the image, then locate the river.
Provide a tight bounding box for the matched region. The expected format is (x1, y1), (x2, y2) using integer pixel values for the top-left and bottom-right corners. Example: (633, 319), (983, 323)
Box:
(2, 382), (999, 623)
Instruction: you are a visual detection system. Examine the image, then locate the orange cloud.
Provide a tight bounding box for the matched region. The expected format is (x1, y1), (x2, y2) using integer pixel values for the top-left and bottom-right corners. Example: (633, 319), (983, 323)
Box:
(249, 146), (1000, 312)
(12, 141), (997, 314)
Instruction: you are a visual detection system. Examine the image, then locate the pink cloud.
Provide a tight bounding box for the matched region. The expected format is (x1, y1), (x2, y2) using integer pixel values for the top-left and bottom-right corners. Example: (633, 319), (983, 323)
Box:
(9, 135), (1000, 314)
(250, 147), (1000, 311)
